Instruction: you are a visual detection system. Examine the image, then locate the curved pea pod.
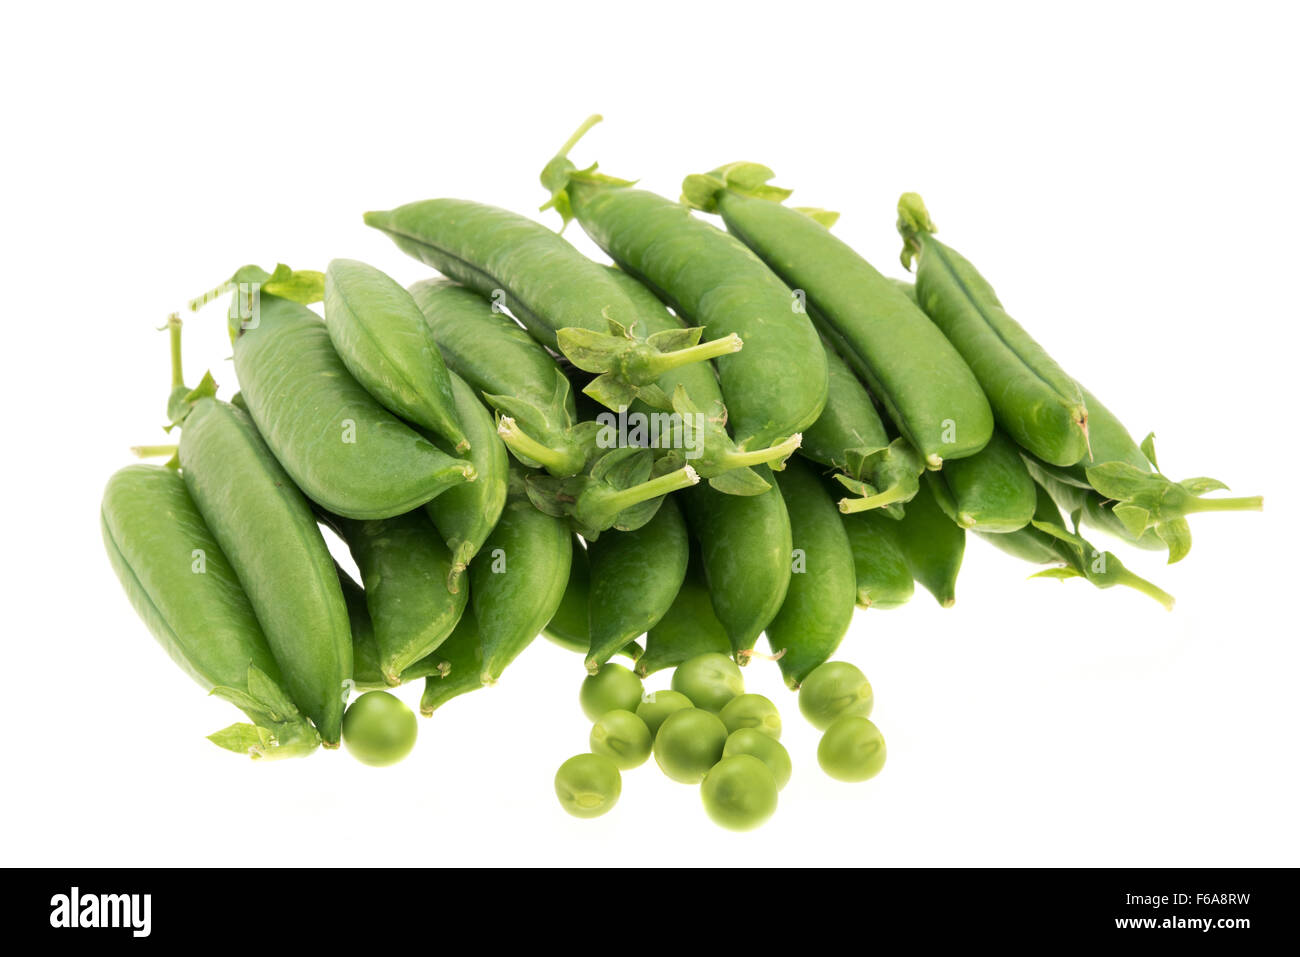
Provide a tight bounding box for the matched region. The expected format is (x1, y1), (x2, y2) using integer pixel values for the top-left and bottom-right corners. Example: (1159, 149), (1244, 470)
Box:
(893, 477), (965, 608)
(101, 464), (319, 759)
(683, 163), (993, 468)
(977, 484), (1174, 608)
(542, 537), (644, 661)
(339, 566), (449, 692)
(926, 430), (1037, 533)
(226, 280), (474, 519)
(418, 610), (484, 716)
(637, 551), (732, 677)
(681, 465), (793, 659)
(330, 510), (467, 685)
(766, 458), (857, 688)
(424, 371), (509, 592)
(897, 194), (1089, 467)
(841, 510), (915, 610)
(472, 483), (573, 683)
(585, 496), (690, 672)
(541, 116), (829, 448)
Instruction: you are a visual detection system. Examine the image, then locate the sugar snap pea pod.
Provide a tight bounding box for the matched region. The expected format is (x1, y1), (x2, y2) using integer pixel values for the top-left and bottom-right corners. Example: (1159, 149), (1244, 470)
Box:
(330, 510), (468, 685)
(102, 464), (319, 759)
(841, 510), (915, 610)
(323, 258), (469, 451)
(339, 566), (449, 692)
(418, 610), (484, 715)
(682, 164), (992, 468)
(585, 497), (690, 672)
(766, 458), (857, 688)
(897, 194), (1089, 467)
(893, 477), (965, 608)
(202, 268), (474, 519)
(542, 537), (643, 661)
(424, 371), (509, 592)
(926, 430), (1037, 533)
(473, 478), (573, 683)
(977, 484), (1174, 608)
(540, 116), (828, 448)
(680, 465), (793, 659)
(891, 279), (919, 304)
(365, 200), (739, 409)
(637, 550), (733, 677)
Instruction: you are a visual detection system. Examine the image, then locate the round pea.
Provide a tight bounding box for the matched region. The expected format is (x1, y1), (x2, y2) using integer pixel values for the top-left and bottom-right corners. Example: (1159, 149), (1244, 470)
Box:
(818, 716), (887, 782)
(635, 689), (694, 738)
(719, 693), (782, 739)
(579, 663), (644, 721)
(341, 691), (418, 767)
(554, 753), (622, 818)
(590, 710), (652, 769)
(798, 660), (873, 730)
(671, 653), (744, 713)
(700, 755), (779, 831)
(723, 728), (792, 790)
(653, 708), (728, 784)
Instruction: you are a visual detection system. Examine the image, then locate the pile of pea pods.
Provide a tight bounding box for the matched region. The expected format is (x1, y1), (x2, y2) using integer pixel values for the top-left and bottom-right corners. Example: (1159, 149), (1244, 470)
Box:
(103, 116), (1260, 829)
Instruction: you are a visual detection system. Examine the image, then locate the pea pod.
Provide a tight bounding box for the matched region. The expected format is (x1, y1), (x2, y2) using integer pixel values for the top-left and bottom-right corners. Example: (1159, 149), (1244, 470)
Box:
(766, 458), (857, 688)
(926, 430), (1037, 533)
(540, 116), (828, 448)
(683, 164), (993, 468)
(893, 477), (965, 608)
(418, 610), (484, 716)
(424, 371), (509, 592)
(637, 551), (732, 677)
(585, 497), (690, 672)
(339, 566), (449, 692)
(472, 478), (573, 683)
(102, 464), (319, 759)
(841, 509), (915, 610)
(543, 538), (643, 662)
(1021, 453), (1165, 552)
(680, 465), (793, 659)
(209, 269), (474, 519)
(330, 510), (467, 685)
(897, 194), (1089, 467)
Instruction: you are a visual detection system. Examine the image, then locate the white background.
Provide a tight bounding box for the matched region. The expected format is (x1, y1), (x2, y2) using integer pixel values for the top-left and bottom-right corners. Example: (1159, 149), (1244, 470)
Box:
(3, 1), (1296, 866)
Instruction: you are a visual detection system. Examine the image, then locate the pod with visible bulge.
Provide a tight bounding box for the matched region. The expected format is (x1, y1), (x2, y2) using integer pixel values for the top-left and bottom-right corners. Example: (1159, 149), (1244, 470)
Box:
(897, 194), (1089, 467)
(765, 458), (857, 688)
(926, 430), (1037, 533)
(841, 509), (915, 610)
(892, 477), (965, 608)
(585, 497), (690, 672)
(330, 510), (467, 685)
(101, 464), (319, 759)
(637, 549), (733, 677)
(418, 610), (484, 716)
(681, 465), (793, 659)
(339, 566), (450, 692)
(542, 537), (643, 662)
(682, 164), (993, 468)
(323, 258), (469, 451)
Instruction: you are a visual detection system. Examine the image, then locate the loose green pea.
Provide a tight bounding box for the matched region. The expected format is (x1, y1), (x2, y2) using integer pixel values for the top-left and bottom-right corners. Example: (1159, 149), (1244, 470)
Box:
(590, 710), (652, 770)
(719, 693), (782, 740)
(723, 729), (792, 791)
(700, 755), (779, 831)
(818, 716), (887, 783)
(798, 661), (874, 731)
(671, 653), (744, 714)
(554, 753), (622, 819)
(579, 663), (644, 722)
(341, 692), (418, 767)
(653, 708), (728, 784)
(635, 689), (694, 738)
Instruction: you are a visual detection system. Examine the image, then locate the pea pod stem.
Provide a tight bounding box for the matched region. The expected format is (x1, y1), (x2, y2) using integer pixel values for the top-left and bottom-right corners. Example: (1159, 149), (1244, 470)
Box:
(640, 332), (743, 376)
(131, 444), (178, 458)
(1181, 495), (1263, 514)
(497, 415), (587, 476)
(724, 432), (801, 469)
(593, 464), (699, 518)
(838, 480), (913, 514)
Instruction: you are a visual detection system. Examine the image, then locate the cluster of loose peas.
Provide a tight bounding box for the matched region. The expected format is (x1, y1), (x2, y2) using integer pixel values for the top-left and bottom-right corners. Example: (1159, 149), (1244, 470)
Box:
(555, 653), (883, 830)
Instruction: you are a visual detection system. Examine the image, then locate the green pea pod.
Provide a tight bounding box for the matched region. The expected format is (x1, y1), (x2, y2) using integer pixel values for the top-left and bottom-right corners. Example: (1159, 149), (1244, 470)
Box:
(102, 464), (319, 759)
(541, 116), (829, 449)
(897, 194), (1089, 467)
(472, 481), (573, 683)
(323, 258), (469, 452)
(683, 164), (993, 468)
(541, 537), (644, 661)
(586, 497), (690, 672)
(977, 484), (1174, 608)
(766, 458), (857, 688)
(339, 566), (449, 692)
(331, 510), (468, 685)
(637, 550), (732, 677)
(926, 430), (1037, 533)
(681, 465), (793, 659)
(1021, 452), (1165, 552)
(893, 477), (965, 607)
(225, 279), (474, 519)
(418, 610), (484, 716)
(841, 510), (915, 610)
(424, 371), (509, 592)
(891, 279), (919, 304)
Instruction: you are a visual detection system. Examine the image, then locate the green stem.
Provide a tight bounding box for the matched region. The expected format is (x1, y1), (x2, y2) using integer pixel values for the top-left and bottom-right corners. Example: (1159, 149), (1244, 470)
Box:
(497, 417), (585, 476)
(556, 114), (603, 159)
(132, 444), (179, 459)
(1183, 495), (1264, 514)
(1113, 568), (1176, 611)
(188, 279), (234, 313)
(167, 313), (184, 388)
(724, 432), (802, 469)
(593, 465), (700, 516)
(645, 333), (744, 377)
(839, 481), (912, 514)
